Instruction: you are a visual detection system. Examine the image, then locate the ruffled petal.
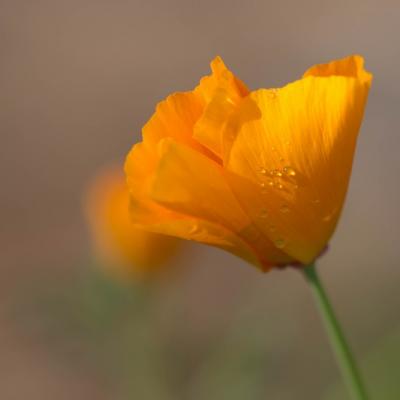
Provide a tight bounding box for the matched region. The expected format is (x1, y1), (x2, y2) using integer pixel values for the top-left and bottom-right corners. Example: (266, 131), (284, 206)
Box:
(193, 57), (249, 157)
(142, 91), (203, 150)
(224, 55), (372, 264)
(195, 56), (249, 105)
(142, 57), (248, 162)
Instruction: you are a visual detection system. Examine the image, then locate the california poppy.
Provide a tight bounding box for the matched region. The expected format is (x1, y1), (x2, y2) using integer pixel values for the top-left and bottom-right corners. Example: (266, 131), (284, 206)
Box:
(125, 56), (372, 271)
(84, 165), (179, 280)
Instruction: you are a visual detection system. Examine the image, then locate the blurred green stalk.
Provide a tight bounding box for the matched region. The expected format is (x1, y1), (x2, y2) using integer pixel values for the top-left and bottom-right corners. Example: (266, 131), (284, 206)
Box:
(303, 264), (369, 400)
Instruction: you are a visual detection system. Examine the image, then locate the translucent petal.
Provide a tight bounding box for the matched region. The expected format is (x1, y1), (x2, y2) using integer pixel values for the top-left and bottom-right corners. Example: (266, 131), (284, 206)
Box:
(224, 55), (372, 263)
(84, 166), (178, 278)
(150, 138), (292, 268)
(193, 57), (249, 157)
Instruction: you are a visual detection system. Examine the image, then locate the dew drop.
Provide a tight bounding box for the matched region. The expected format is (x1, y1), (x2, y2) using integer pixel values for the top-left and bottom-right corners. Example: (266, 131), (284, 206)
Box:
(259, 167), (268, 175)
(225, 96), (236, 106)
(322, 209), (338, 222)
(280, 204), (290, 213)
(271, 169), (283, 177)
(267, 180), (274, 187)
(277, 183), (284, 190)
(274, 238), (286, 249)
(260, 182), (268, 193)
(283, 166), (296, 177)
(259, 208), (268, 218)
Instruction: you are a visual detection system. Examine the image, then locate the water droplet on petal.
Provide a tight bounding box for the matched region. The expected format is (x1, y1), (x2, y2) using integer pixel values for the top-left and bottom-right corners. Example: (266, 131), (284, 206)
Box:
(322, 208), (338, 222)
(271, 169), (283, 177)
(225, 96), (236, 106)
(277, 183), (284, 190)
(260, 182), (268, 193)
(274, 238), (286, 249)
(280, 204), (290, 213)
(259, 167), (268, 175)
(283, 166), (296, 177)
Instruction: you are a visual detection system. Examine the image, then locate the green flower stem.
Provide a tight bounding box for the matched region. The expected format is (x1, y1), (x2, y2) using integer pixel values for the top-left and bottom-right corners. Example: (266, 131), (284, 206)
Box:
(303, 263), (369, 400)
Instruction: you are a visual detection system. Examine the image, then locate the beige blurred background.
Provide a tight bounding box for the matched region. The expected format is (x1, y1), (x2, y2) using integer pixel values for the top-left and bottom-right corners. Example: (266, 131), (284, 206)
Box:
(1, 0), (400, 399)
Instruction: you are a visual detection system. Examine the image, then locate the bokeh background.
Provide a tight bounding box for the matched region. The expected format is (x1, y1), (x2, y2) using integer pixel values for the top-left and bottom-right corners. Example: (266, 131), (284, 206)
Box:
(1, 0), (400, 399)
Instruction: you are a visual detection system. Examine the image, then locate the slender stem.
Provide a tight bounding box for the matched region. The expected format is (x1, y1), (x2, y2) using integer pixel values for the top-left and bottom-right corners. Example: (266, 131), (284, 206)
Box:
(303, 263), (369, 400)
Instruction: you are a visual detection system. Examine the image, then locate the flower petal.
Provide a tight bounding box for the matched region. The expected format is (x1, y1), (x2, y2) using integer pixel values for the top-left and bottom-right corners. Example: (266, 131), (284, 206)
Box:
(224, 55), (372, 264)
(193, 57), (249, 157)
(84, 166), (178, 279)
(142, 91), (203, 149)
(125, 139), (261, 267)
(152, 138), (249, 233)
(195, 56), (248, 105)
(303, 54), (372, 82)
(149, 138), (292, 269)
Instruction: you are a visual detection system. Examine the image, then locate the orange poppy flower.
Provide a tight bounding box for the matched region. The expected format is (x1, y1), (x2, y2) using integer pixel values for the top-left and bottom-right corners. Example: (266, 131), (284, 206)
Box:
(125, 56), (372, 271)
(84, 165), (179, 280)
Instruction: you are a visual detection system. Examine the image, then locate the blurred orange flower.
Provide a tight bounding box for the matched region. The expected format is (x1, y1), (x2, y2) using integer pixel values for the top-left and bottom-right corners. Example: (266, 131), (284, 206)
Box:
(125, 56), (372, 271)
(84, 165), (179, 280)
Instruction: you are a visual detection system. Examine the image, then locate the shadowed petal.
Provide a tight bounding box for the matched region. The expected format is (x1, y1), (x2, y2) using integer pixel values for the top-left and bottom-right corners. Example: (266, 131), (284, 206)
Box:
(150, 138), (292, 269)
